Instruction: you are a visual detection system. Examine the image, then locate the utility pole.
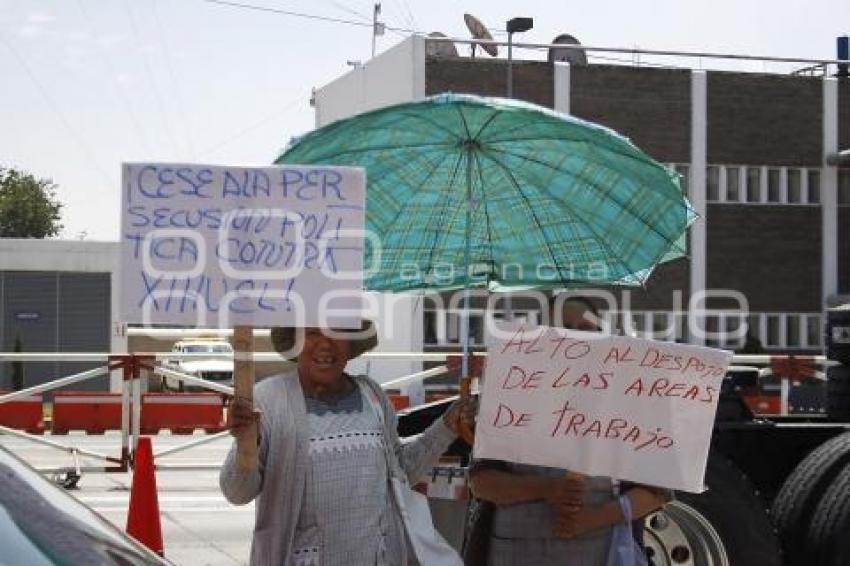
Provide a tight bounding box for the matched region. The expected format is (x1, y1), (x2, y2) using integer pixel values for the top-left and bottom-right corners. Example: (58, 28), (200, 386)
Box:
(371, 3), (384, 58)
(506, 17), (533, 99)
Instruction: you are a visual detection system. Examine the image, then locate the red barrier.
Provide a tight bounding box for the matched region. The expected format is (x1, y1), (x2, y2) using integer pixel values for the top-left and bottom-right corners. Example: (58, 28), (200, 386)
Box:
(388, 394), (411, 411)
(0, 392), (45, 434)
(141, 393), (226, 435)
(52, 392), (122, 434)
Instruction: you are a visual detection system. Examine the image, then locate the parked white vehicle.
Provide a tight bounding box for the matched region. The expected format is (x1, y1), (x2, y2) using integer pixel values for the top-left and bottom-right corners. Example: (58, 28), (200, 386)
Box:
(162, 340), (234, 392)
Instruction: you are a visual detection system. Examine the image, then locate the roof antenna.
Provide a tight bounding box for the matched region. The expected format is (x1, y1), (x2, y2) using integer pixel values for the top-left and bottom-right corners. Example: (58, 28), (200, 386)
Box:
(371, 3), (384, 57)
(464, 13), (497, 58)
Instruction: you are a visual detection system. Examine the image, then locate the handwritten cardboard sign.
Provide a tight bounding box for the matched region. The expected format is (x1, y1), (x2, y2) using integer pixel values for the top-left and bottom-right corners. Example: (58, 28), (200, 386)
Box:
(474, 324), (733, 492)
(120, 163), (366, 327)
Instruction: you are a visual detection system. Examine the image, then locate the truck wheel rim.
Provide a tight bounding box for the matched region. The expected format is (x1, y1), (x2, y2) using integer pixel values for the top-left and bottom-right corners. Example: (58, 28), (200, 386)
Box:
(644, 502), (730, 566)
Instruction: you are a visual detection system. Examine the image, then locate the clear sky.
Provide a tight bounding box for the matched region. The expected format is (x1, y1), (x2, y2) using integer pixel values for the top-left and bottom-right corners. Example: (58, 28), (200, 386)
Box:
(1, 0), (847, 241)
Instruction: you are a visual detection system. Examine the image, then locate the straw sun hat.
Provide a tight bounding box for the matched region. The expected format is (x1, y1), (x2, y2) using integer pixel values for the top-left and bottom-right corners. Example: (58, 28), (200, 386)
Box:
(270, 321), (378, 361)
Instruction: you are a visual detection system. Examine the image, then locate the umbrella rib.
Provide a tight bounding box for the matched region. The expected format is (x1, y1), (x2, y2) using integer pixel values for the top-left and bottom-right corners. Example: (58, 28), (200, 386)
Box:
(472, 109), (501, 141)
(373, 149), (456, 246)
(371, 109), (463, 140)
(477, 150), (575, 287)
(455, 105), (473, 141)
(290, 141), (456, 163)
(423, 150), (467, 274)
(488, 139), (685, 209)
(486, 150), (651, 284)
(471, 150), (495, 279)
(486, 145), (690, 254)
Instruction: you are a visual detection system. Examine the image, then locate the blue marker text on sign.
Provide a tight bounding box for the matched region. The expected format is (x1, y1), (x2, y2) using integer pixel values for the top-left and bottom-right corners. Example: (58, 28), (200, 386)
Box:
(120, 163), (366, 328)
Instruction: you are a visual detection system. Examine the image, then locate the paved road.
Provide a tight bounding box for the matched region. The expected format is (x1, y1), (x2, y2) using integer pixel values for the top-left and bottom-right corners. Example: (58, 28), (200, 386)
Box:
(0, 432), (253, 565)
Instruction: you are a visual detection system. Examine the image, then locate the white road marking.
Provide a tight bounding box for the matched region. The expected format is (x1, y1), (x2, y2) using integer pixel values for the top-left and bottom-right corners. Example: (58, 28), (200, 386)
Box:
(93, 507), (253, 514)
(78, 495), (231, 503)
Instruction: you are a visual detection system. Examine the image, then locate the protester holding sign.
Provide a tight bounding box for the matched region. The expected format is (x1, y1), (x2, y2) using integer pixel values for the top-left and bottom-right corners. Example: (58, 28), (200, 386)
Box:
(220, 322), (470, 565)
(467, 297), (671, 566)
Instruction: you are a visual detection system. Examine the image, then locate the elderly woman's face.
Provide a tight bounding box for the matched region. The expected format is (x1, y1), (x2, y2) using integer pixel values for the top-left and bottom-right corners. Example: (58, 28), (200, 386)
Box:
(298, 328), (352, 387)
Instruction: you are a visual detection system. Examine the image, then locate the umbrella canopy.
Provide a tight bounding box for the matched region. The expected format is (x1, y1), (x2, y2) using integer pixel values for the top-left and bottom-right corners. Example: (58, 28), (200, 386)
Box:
(277, 93), (695, 293)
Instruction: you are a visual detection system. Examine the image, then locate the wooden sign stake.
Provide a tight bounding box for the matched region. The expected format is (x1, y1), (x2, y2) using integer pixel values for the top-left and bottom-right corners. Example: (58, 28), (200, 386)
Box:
(233, 325), (258, 471)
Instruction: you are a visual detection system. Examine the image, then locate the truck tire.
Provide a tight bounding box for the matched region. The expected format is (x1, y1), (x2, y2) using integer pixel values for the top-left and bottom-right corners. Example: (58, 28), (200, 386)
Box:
(807, 464), (850, 566)
(826, 366), (850, 419)
(645, 452), (781, 566)
(770, 431), (850, 564)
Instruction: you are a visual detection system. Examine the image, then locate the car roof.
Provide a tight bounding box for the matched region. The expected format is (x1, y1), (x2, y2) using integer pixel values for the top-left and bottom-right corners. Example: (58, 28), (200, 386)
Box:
(0, 446), (167, 565)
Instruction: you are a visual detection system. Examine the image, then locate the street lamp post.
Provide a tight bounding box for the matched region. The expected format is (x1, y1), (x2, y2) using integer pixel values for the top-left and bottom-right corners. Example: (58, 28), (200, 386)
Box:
(504, 17), (532, 322)
(506, 17), (533, 99)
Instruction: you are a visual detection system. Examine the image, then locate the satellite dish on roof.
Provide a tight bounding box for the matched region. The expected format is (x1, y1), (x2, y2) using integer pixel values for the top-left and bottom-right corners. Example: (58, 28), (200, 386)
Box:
(426, 32), (459, 58)
(548, 34), (587, 65)
(464, 13), (498, 58)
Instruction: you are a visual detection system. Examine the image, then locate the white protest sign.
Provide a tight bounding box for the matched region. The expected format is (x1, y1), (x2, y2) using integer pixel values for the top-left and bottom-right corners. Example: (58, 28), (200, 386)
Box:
(120, 163), (366, 328)
(474, 324), (733, 493)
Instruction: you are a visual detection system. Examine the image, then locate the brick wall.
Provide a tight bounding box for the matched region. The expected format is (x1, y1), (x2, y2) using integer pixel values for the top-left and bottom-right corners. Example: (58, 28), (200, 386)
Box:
(567, 65), (691, 306)
(569, 65), (691, 163)
(707, 72), (822, 166)
(707, 205), (822, 311)
(425, 58), (553, 107)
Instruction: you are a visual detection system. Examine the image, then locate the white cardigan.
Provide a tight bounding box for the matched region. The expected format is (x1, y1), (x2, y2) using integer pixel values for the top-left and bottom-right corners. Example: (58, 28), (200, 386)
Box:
(219, 371), (456, 565)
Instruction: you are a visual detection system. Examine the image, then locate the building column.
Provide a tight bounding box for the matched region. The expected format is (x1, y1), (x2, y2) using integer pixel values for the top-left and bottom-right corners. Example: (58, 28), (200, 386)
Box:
(689, 71), (708, 345)
(553, 62), (571, 114)
(110, 248), (127, 392)
(412, 34), (426, 100)
(823, 78), (839, 306)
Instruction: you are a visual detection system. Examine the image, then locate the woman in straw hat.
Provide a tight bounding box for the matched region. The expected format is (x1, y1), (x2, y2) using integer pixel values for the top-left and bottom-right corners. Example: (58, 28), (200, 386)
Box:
(220, 321), (468, 565)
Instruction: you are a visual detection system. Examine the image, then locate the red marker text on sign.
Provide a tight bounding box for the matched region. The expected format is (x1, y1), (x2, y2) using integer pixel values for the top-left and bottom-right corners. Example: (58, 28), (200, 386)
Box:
(501, 366), (545, 390)
(492, 403), (534, 428)
(548, 334), (592, 360)
(548, 399), (675, 451)
(623, 378), (716, 403)
(551, 367), (609, 390)
(604, 346), (639, 364)
(501, 326), (547, 355)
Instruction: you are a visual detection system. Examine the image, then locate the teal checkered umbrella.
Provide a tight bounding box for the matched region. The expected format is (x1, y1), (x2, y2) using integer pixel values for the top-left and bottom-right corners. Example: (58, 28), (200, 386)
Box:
(278, 93), (695, 292)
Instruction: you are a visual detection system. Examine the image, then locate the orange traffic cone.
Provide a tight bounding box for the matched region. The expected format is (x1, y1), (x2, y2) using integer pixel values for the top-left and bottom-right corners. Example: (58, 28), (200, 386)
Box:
(126, 437), (164, 556)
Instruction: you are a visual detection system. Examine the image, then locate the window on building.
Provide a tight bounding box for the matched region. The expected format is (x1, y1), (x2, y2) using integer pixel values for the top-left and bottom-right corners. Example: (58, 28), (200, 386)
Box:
(468, 314), (484, 345)
(767, 168), (782, 202)
(675, 165), (690, 196)
(787, 169), (802, 203)
(651, 312), (674, 341)
(766, 314), (782, 347)
(726, 167), (740, 202)
(704, 315), (720, 348)
(746, 314), (761, 347)
(603, 311), (619, 333)
(707, 166), (720, 201)
(806, 315), (822, 348)
(786, 314), (801, 348)
(746, 167), (761, 202)
(625, 312), (646, 336)
(424, 311), (438, 345)
(446, 313), (459, 342)
(839, 170), (850, 205)
(807, 169), (821, 204)
(721, 315), (740, 348)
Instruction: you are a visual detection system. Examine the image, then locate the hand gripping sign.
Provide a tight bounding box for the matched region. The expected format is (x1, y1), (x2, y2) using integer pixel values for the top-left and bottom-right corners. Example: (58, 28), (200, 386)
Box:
(120, 163), (366, 328)
(473, 324), (733, 493)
